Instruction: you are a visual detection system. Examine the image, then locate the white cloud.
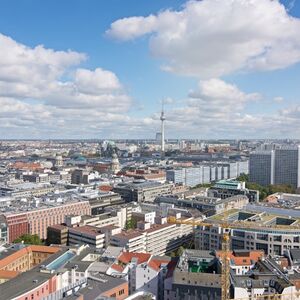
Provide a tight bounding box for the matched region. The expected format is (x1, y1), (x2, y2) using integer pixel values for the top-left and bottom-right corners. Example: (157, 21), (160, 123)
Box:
(107, 15), (158, 41)
(140, 78), (300, 139)
(74, 68), (122, 94)
(0, 33), (133, 138)
(0, 33), (86, 84)
(107, 0), (300, 78)
(273, 96), (285, 103)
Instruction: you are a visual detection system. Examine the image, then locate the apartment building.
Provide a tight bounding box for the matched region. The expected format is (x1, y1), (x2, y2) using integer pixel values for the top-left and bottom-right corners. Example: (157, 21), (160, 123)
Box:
(110, 218), (194, 256)
(0, 245), (129, 300)
(167, 249), (221, 300)
(107, 251), (174, 299)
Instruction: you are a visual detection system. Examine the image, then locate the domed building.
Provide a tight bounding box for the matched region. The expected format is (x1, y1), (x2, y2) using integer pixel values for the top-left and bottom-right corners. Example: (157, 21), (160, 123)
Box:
(111, 152), (120, 174)
(54, 154), (63, 168)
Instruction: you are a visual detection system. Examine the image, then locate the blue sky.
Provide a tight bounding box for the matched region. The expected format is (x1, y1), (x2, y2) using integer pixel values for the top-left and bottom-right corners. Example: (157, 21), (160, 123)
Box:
(0, 0), (300, 139)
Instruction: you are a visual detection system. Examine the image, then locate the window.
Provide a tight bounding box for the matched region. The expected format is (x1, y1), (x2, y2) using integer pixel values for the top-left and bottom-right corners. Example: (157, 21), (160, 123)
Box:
(119, 289), (125, 295)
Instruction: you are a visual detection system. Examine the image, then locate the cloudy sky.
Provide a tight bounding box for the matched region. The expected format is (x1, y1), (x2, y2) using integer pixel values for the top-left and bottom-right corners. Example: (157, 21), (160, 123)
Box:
(0, 0), (300, 139)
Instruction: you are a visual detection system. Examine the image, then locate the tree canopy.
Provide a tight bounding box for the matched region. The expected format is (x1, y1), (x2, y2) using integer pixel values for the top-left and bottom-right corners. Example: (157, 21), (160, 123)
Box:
(236, 173), (295, 200)
(13, 234), (43, 245)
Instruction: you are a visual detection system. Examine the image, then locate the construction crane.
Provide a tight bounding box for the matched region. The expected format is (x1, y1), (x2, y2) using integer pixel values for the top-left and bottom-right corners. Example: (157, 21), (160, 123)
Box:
(168, 216), (231, 300)
(167, 215), (300, 300)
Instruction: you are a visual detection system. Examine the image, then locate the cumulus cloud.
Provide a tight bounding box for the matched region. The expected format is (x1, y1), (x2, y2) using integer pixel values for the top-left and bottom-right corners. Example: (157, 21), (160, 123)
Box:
(74, 68), (122, 94)
(0, 33), (133, 138)
(107, 0), (300, 78)
(0, 33), (86, 84)
(142, 78), (300, 139)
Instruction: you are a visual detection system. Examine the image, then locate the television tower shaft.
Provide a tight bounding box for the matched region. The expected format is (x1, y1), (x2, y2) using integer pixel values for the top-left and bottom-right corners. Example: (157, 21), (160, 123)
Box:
(160, 105), (166, 153)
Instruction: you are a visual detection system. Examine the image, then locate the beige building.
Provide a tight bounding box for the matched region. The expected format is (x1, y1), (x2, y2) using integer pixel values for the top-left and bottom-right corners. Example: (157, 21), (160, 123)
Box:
(110, 217), (194, 256)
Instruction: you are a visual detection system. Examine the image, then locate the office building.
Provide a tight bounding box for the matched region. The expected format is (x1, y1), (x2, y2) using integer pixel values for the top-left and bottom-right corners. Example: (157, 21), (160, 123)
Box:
(2, 200), (91, 242)
(113, 180), (172, 203)
(167, 161), (249, 187)
(249, 151), (275, 186)
(274, 146), (300, 187)
(156, 194), (249, 216)
(195, 209), (300, 255)
(250, 146), (300, 188)
(208, 179), (259, 202)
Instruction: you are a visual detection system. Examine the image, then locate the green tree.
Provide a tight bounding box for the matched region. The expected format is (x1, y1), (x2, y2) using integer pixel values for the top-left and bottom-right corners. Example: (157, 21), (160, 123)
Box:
(192, 183), (212, 189)
(245, 182), (295, 201)
(125, 219), (137, 230)
(176, 246), (185, 256)
(236, 173), (249, 182)
(13, 234), (43, 245)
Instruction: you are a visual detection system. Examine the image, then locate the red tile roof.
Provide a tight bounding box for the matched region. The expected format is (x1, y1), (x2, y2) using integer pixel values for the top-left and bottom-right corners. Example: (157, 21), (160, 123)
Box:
(148, 258), (171, 272)
(111, 263), (124, 272)
(0, 270), (20, 279)
(118, 252), (151, 265)
(0, 245), (60, 270)
(216, 250), (264, 266)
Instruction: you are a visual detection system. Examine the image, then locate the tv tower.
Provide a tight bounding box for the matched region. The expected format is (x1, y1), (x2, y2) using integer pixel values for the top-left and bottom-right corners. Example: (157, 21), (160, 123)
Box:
(160, 101), (166, 154)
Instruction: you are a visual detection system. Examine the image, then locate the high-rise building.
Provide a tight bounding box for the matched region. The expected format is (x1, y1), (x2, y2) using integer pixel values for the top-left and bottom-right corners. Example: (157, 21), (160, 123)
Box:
(274, 146), (300, 188)
(249, 151), (275, 186)
(249, 146), (300, 188)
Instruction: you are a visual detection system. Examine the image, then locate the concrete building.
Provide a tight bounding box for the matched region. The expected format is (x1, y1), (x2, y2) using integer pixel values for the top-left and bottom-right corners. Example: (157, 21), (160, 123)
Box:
(274, 146), (300, 188)
(156, 194), (249, 217)
(195, 209), (300, 256)
(47, 224), (68, 245)
(85, 191), (124, 215)
(68, 225), (106, 249)
(167, 161), (249, 187)
(113, 180), (173, 203)
(249, 150), (275, 186)
(71, 169), (90, 184)
(0, 182), (55, 198)
(231, 257), (298, 299)
(250, 146), (300, 188)
(110, 218), (194, 255)
(167, 249), (221, 300)
(208, 179), (259, 202)
(2, 200), (91, 242)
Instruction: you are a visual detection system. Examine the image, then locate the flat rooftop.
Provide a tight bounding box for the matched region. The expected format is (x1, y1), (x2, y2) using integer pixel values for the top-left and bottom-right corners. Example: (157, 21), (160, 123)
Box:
(208, 209), (300, 231)
(73, 275), (127, 300)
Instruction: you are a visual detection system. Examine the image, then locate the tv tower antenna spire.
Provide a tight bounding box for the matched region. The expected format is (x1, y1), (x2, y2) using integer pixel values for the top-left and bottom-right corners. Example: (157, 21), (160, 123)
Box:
(160, 100), (166, 154)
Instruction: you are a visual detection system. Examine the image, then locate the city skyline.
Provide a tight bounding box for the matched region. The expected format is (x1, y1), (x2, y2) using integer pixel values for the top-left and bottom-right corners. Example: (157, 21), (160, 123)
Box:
(0, 0), (300, 139)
